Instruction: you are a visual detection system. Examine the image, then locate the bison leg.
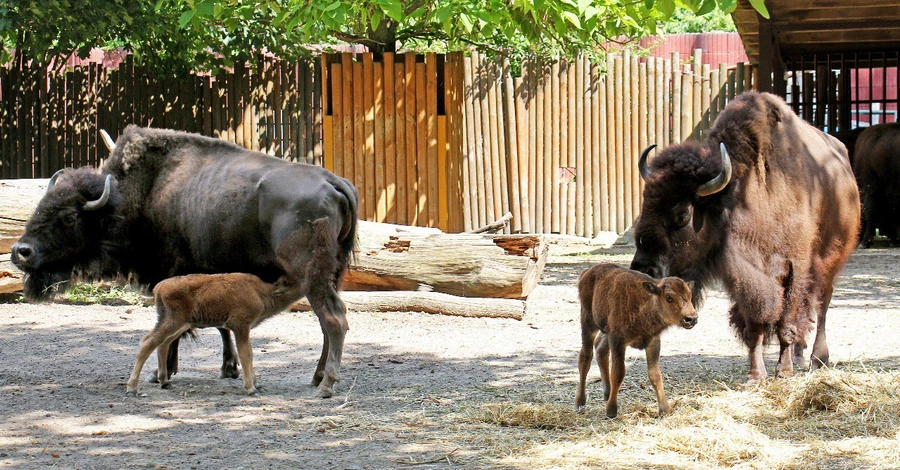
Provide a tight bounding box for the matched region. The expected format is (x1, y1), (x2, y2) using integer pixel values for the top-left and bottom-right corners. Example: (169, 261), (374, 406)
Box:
(575, 327), (598, 411)
(311, 331), (329, 387)
(231, 327), (259, 396)
(218, 328), (240, 379)
(809, 285), (833, 371)
(645, 336), (670, 417)
(127, 323), (190, 396)
(307, 285), (349, 399)
(595, 333), (611, 402)
(605, 336), (627, 419)
(744, 325), (768, 385)
(148, 336), (179, 384)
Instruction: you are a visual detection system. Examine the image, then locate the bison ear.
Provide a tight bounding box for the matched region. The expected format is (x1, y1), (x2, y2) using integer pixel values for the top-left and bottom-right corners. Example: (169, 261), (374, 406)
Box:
(643, 281), (660, 295)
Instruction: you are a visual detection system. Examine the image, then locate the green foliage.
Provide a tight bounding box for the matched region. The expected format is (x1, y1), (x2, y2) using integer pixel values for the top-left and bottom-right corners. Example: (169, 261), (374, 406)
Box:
(58, 283), (148, 306)
(659, 6), (735, 34)
(1, 0), (766, 71)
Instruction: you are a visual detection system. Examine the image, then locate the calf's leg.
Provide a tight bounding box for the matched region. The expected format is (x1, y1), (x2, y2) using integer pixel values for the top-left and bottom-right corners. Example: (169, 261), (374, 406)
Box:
(128, 321), (191, 396)
(575, 327), (598, 411)
(232, 326), (259, 396)
(645, 335), (670, 416)
(595, 333), (611, 401)
(605, 336), (627, 419)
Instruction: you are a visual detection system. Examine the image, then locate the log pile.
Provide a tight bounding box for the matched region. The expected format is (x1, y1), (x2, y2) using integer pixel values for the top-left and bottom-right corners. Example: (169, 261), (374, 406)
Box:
(0, 179), (548, 319)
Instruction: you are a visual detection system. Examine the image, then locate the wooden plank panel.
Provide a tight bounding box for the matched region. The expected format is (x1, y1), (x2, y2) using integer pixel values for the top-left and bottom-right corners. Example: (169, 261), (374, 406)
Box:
(405, 53), (419, 226)
(551, 60), (561, 233)
(493, 60), (510, 233)
(526, 62), (537, 232)
(542, 61), (552, 233)
(374, 61), (386, 222)
(416, 61), (428, 226)
(535, 62), (547, 233)
(671, 53), (681, 145)
(340, 58), (354, 170)
(461, 55), (477, 231)
(350, 60), (364, 214)
(394, 59), (408, 225)
(567, 58), (577, 236)
(363, 53), (376, 221)
(426, 53), (439, 228)
(329, 62), (343, 174)
(606, 55), (617, 232)
(474, 52), (494, 225)
(579, 55), (590, 237)
(383, 53), (397, 224)
(597, 73), (608, 233)
(513, 72), (528, 233)
(639, 61), (649, 209)
(614, 54), (625, 233)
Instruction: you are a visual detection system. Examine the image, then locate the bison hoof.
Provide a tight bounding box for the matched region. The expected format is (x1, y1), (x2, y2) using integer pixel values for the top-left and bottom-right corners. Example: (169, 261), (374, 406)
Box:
(221, 364), (240, 379)
(311, 372), (325, 387)
(160, 383), (173, 390)
(147, 371), (160, 384)
(126, 390), (137, 398)
(575, 405), (586, 414)
(312, 385), (334, 399)
(247, 389), (259, 397)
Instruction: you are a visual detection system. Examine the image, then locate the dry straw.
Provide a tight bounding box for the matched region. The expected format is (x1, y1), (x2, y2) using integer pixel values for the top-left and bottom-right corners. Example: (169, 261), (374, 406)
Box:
(458, 366), (900, 469)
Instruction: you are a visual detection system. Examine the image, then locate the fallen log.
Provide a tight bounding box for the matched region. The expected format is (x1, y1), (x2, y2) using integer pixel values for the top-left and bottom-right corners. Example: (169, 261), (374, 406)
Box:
(345, 221), (548, 299)
(466, 211), (513, 234)
(291, 290), (525, 320)
(0, 179), (49, 255)
(0, 254), (24, 295)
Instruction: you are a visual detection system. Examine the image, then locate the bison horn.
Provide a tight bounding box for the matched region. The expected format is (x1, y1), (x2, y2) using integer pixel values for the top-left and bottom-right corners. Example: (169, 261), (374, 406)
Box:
(696, 142), (733, 197)
(83, 175), (112, 211)
(47, 169), (65, 193)
(100, 129), (116, 151)
(638, 144), (658, 181)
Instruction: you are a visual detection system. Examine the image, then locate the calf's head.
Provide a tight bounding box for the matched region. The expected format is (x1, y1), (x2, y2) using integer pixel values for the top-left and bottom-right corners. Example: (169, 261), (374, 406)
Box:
(630, 142), (732, 296)
(643, 276), (698, 329)
(11, 168), (123, 300)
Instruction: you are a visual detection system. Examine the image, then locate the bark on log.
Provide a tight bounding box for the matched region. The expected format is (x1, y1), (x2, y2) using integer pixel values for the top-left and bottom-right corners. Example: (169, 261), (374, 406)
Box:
(291, 290), (525, 320)
(345, 221), (548, 299)
(0, 254), (24, 295)
(0, 179), (48, 255)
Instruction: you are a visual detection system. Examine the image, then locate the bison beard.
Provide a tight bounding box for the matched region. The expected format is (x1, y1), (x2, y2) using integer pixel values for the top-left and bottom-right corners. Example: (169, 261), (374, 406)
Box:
(11, 126), (359, 398)
(630, 91), (860, 384)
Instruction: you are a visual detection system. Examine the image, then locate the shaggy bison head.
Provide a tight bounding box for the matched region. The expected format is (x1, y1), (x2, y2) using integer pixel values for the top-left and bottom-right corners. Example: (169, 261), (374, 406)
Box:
(629, 142), (732, 301)
(11, 169), (123, 300)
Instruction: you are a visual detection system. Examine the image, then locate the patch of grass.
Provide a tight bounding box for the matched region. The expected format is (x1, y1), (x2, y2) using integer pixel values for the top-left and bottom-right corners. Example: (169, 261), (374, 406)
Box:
(58, 283), (148, 306)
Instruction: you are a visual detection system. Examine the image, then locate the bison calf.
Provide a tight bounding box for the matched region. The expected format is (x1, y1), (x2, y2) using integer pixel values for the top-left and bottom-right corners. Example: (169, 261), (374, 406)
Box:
(126, 271), (301, 397)
(575, 264), (697, 418)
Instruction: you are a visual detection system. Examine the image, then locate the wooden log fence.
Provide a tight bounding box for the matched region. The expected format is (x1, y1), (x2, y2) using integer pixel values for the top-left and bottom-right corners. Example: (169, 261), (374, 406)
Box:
(2, 49), (754, 236)
(458, 49), (756, 236)
(0, 56), (323, 180)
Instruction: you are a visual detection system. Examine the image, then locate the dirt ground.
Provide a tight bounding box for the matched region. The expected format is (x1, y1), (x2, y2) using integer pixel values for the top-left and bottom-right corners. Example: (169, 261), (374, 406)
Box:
(0, 243), (898, 469)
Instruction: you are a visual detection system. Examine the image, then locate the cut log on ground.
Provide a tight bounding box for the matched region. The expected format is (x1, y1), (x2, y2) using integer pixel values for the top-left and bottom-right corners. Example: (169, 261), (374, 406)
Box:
(291, 291), (526, 320)
(0, 254), (23, 295)
(0, 179), (49, 255)
(345, 221), (548, 299)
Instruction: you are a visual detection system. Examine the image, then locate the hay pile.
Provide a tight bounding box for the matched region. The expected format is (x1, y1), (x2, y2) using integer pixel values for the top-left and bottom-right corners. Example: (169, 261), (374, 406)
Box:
(456, 367), (900, 469)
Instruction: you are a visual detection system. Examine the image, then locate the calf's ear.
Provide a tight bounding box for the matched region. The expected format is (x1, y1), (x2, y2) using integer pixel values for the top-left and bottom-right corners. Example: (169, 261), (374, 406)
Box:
(643, 281), (661, 295)
(686, 280), (696, 291)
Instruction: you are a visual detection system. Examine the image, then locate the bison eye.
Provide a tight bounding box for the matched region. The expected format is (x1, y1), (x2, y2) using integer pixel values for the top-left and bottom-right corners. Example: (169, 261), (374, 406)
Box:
(63, 213), (77, 227)
(674, 211), (690, 227)
(665, 295), (673, 303)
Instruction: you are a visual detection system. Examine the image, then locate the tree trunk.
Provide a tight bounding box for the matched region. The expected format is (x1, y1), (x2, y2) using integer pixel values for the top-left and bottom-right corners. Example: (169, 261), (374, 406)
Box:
(291, 290), (525, 320)
(344, 221), (548, 299)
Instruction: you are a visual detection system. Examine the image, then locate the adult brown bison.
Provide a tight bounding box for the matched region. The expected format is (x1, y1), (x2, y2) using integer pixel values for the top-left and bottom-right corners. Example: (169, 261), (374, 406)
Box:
(630, 91), (860, 383)
(11, 126), (358, 398)
(852, 122), (900, 247)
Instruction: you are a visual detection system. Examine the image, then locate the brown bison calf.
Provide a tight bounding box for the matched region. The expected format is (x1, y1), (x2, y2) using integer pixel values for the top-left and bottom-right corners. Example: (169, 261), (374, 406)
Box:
(126, 270), (301, 397)
(575, 264), (697, 418)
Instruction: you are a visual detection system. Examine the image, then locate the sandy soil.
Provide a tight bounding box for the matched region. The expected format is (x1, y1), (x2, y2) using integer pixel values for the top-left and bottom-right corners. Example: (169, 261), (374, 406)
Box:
(0, 243), (898, 469)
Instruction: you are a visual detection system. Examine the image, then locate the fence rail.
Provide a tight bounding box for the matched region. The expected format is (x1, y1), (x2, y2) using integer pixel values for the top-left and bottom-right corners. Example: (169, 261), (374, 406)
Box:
(2, 49), (756, 236)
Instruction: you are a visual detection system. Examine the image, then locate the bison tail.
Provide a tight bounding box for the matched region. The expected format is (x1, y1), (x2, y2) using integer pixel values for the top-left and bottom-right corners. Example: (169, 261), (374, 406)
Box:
(332, 177), (360, 281)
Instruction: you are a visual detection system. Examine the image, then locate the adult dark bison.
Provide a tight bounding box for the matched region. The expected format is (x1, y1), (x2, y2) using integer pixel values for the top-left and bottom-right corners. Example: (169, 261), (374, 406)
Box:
(11, 126), (359, 398)
(852, 122), (900, 247)
(630, 91), (860, 383)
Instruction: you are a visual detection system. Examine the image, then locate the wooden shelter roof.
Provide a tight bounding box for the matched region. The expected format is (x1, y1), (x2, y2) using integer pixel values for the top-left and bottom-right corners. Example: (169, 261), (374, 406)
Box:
(732, 0), (900, 64)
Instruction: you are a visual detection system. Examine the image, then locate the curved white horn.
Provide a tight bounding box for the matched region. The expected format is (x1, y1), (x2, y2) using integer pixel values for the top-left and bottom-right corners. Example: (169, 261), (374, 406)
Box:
(696, 143), (733, 197)
(100, 129), (116, 151)
(83, 175), (112, 211)
(47, 169), (65, 193)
